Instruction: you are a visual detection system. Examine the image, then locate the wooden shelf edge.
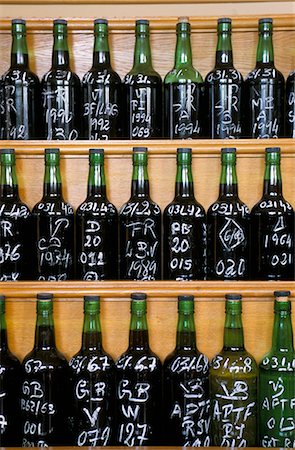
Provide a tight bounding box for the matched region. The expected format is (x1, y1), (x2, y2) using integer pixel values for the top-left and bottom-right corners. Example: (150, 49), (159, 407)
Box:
(0, 15), (294, 32)
(1, 0), (293, 4)
(1, 280), (295, 299)
(1, 139), (295, 157)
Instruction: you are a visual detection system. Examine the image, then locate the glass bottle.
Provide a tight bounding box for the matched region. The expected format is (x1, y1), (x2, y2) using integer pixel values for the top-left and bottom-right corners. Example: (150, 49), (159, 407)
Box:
(3, 19), (41, 139)
(124, 20), (162, 139)
(163, 148), (206, 280)
(119, 147), (161, 280)
(0, 75), (5, 139)
(164, 18), (204, 139)
(207, 148), (250, 280)
(286, 70), (295, 138)
(251, 147), (294, 280)
(210, 294), (258, 447)
(0, 148), (32, 281)
(82, 19), (123, 140)
(41, 19), (81, 140)
(69, 295), (115, 446)
(259, 290), (295, 448)
(244, 18), (284, 138)
(115, 292), (162, 446)
(76, 148), (118, 280)
(0, 294), (21, 446)
(21, 293), (70, 447)
(32, 148), (75, 281)
(205, 18), (243, 139)
(163, 295), (210, 446)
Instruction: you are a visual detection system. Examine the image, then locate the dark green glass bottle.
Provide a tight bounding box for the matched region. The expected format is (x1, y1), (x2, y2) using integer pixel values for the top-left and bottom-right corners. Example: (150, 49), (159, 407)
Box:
(0, 148), (32, 280)
(207, 148), (250, 280)
(32, 148), (75, 280)
(163, 148), (206, 280)
(21, 293), (70, 446)
(76, 149), (118, 280)
(0, 294), (21, 446)
(0, 75), (5, 139)
(115, 293), (162, 446)
(119, 147), (161, 280)
(164, 18), (204, 139)
(82, 19), (123, 140)
(286, 70), (295, 138)
(205, 18), (243, 139)
(163, 295), (210, 446)
(210, 294), (258, 446)
(69, 295), (115, 446)
(259, 291), (295, 448)
(3, 19), (41, 139)
(245, 18), (284, 138)
(124, 20), (162, 139)
(42, 19), (81, 140)
(251, 148), (294, 280)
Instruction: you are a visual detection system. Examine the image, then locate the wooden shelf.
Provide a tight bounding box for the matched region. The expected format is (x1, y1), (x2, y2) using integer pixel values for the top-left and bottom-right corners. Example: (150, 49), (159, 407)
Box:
(0, 15), (294, 32)
(2, 280), (295, 299)
(1, 0), (294, 5)
(1, 139), (295, 157)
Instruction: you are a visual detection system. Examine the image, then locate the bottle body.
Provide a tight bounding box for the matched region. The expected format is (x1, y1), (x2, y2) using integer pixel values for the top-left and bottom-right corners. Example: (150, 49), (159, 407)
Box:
(286, 70), (295, 138)
(0, 76), (6, 139)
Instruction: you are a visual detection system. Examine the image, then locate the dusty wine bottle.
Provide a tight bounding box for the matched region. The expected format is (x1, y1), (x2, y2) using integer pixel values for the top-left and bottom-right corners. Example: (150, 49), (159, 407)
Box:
(163, 148), (206, 280)
(82, 19), (123, 140)
(0, 295), (21, 446)
(205, 18), (243, 139)
(259, 291), (295, 448)
(210, 294), (258, 446)
(3, 19), (41, 139)
(115, 293), (162, 446)
(164, 18), (204, 139)
(69, 295), (115, 446)
(251, 148), (294, 280)
(207, 148), (250, 280)
(41, 19), (81, 140)
(286, 70), (295, 138)
(0, 148), (32, 281)
(32, 148), (75, 281)
(119, 147), (161, 280)
(124, 20), (162, 139)
(21, 293), (70, 447)
(163, 295), (210, 446)
(244, 18), (284, 138)
(76, 148), (118, 280)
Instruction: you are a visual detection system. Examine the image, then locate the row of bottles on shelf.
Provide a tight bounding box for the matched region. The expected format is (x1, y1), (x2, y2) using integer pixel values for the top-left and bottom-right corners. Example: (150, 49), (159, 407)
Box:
(0, 291), (294, 448)
(0, 146), (294, 282)
(0, 17), (294, 141)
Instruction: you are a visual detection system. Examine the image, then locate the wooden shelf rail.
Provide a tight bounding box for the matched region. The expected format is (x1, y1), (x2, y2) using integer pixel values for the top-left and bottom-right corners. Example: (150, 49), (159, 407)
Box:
(1, 280), (295, 299)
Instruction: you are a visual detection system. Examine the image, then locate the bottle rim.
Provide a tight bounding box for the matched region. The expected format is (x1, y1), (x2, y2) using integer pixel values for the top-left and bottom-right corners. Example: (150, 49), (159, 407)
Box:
(53, 19), (67, 26)
(274, 290), (291, 298)
(265, 147), (280, 153)
(0, 148), (15, 155)
(218, 17), (231, 24)
(131, 292), (147, 301)
(178, 295), (194, 302)
(89, 148), (104, 154)
(45, 148), (60, 154)
(136, 19), (149, 26)
(177, 148), (192, 154)
(94, 18), (108, 25)
(84, 295), (100, 302)
(225, 293), (242, 300)
(37, 293), (53, 300)
(12, 18), (26, 25)
(221, 147), (236, 154)
(133, 147), (148, 153)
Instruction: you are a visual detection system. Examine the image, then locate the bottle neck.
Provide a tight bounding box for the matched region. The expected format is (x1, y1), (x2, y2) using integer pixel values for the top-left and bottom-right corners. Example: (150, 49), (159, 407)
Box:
(0, 304), (8, 351)
(174, 30), (193, 68)
(87, 162), (107, 198)
(129, 311), (149, 351)
(219, 161), (238, 198)
(133, 27), (153, 71)
(131, 162), (149, 197)
(52, 31), (70, 68)
(263, 161), (282, 196)
(175, 159), (194, 199)
(176, 310), (196, 350)
(223, 310), (244, 351)
(43, 161), (62, 199)
(93, 31), (111, 67)
(272, 307), (294, 353)
(11, 32), (29, 67)
(81, 310), (102, 351)
(256, 30), (274, 67)
(0, 162), (19, 200)
(35, 307), (56, 350)
(215, 31), (233, 67)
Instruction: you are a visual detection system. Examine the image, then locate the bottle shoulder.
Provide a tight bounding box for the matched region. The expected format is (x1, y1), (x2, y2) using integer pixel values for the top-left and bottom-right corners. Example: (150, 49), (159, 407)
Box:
(259, 350), (295, 372)
(164, 198), (206, 218)
(205, 66), (243, 84)
(251, 196), (294, 215)
(164, 67), (203, 84)
(207, 198), (250, 218)
(115, 348), (162, 372)
(69, 349), (115, 375)
(0, 348), (21, 370)
(3, 67), (40, 85)
(245, 66), (285, 83)
(164, 348), (209, 376)
(76, 198), (117, 217)
(124, 71), (162, 85)
(83, 67), (121, 84)
(0, 200), (31, 218)
(22, 348), (68, 373)
(286, 70), (295, 84)
(32, 198), (74, 216)
(210, 349), (258, 376)
(42, 69), (81, 85)
(120, 197), (161, 217)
